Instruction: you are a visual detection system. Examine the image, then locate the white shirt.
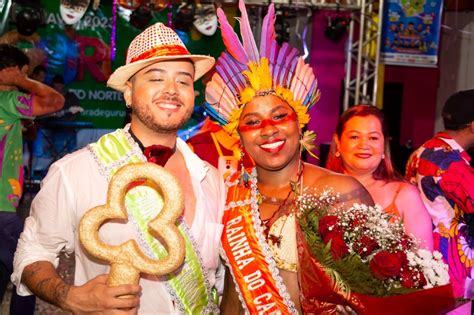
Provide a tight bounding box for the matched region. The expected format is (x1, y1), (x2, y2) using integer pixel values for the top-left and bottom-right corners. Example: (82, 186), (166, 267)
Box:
(12, 135), (225, 314)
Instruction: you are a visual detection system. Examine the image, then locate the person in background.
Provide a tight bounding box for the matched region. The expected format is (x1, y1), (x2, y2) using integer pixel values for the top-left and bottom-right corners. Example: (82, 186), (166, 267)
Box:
(326, 105), (433, 250)
(0, 44), (64, 314)
(406, 90), (474, 303)
(30, 65), (47, 83)
(22, 65), (47, 178)
(12, 23), (225, 313)
(205, 2), (372, 313)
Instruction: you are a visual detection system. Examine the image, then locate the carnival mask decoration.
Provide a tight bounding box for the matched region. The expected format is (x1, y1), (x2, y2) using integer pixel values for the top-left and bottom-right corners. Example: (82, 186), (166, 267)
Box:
(60, 0), (90, 25)
(193, 4), (218, 36)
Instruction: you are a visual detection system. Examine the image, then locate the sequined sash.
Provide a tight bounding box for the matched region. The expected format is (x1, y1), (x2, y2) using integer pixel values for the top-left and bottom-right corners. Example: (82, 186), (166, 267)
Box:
(88, 126), (218, 314)
(221, 169), (298, 314)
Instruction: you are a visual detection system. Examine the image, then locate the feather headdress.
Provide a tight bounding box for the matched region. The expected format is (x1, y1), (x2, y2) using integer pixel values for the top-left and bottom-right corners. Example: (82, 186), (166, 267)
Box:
(205, 0), (320, 135)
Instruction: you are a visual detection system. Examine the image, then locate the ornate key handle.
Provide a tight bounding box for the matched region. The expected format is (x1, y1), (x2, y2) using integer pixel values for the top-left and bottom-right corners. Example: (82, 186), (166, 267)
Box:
(79, 162), (185, 286)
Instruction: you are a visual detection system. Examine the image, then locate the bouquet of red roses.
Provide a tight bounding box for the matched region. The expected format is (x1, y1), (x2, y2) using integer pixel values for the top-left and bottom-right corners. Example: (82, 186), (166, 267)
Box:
(296, 192), (455, 314)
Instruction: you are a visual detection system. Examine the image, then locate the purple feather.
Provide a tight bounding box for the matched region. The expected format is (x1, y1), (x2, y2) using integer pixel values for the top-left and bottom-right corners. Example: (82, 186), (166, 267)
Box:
(238, 0), (259, 63)
(217, 7), (247, 64)
(260, 3), (276, 59)
(273, 43), (297, 87)
(279, 46), (299, 86)
(216, 53), (246, 95)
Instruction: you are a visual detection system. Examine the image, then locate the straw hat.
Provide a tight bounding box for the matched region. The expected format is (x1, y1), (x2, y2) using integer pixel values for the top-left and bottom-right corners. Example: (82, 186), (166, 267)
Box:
(107, 22), (215, 92)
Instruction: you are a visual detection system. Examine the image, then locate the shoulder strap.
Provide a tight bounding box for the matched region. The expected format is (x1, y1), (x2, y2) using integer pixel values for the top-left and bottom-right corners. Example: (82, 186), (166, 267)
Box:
(392, 182), (404, 203)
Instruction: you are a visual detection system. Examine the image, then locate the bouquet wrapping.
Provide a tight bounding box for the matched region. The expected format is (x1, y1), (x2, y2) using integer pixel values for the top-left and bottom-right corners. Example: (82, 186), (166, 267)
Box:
(297, 194), (455, 315)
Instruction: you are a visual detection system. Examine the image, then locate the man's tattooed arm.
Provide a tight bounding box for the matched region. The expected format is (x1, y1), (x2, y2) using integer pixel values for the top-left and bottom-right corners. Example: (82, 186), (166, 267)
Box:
(22, 261), (71, 310)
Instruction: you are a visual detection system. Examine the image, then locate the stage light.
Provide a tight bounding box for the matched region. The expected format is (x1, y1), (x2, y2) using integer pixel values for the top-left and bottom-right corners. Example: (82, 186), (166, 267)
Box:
(324, 15), (350, 43)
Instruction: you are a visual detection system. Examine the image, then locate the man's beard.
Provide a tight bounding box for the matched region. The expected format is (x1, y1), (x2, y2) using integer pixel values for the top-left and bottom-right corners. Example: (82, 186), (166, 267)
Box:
(132, 101), (193, 134)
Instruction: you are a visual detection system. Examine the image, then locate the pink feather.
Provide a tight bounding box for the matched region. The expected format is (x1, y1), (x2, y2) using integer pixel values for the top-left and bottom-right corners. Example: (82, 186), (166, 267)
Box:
(260, 3), (276, 59)
(238, 0), (259, 63)
(217, 7), (248, 64)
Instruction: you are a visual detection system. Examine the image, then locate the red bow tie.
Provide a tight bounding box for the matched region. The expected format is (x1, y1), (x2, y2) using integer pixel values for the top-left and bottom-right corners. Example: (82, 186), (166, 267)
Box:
(143, 144), (175, 166)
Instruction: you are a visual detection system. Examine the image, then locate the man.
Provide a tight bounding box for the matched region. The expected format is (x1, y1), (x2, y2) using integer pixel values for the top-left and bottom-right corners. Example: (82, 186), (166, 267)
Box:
(406, 89), (474, 302)
(12, 23), (225, 313)
(22, 65), (48, 175)
(0, 44), (64, 314)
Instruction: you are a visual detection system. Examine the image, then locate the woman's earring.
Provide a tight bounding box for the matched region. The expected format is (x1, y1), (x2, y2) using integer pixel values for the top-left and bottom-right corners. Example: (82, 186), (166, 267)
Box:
(335, 151), (341, 158)
(239, 142), (250, 187)
(125, 103), (131, 108)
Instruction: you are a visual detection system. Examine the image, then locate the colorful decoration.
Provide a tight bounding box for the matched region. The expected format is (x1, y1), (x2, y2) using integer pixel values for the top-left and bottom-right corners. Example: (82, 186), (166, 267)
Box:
(60, 0), (91, 25)
(193, 4), (218, 37)
(38, 32), (79, 84)
(111, 0), (117, 60)
(76, 35), (110, 82)
(205, 0), (320, 136)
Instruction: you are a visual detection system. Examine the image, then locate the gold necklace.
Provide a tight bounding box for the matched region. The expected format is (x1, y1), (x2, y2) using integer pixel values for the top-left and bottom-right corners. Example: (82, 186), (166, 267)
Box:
(257, 164), (304, 247)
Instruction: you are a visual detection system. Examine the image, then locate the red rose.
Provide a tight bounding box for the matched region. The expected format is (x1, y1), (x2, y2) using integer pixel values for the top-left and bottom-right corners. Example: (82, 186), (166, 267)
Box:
(324, 232), (349, 259)
(400, 268), (426, 289)
(369, 251), (403, 280)
(400, 267), (427, 288)
(396, 251), (408, 265)
(319, 215), (340, 239)
(353, 235), (379, 258)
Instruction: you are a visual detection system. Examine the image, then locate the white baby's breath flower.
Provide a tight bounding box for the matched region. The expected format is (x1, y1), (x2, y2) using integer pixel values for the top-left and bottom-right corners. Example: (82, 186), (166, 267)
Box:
(433, 251), (443, 260)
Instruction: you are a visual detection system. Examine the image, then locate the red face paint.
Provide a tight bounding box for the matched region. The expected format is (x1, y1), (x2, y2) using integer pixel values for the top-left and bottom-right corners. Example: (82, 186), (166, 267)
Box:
(238, 111), (297, 132)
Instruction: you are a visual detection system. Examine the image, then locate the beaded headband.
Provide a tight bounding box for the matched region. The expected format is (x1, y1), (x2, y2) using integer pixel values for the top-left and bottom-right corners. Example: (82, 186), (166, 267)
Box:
(204, 0), (320, 135)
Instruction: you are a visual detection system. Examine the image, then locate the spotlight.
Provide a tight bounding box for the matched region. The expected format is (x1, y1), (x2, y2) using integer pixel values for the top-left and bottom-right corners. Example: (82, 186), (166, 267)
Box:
(324, 15), (350, 43)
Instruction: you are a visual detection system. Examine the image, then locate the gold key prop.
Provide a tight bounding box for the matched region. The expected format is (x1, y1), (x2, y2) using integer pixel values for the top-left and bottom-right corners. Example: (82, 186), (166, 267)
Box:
(79, 162), (185, 287)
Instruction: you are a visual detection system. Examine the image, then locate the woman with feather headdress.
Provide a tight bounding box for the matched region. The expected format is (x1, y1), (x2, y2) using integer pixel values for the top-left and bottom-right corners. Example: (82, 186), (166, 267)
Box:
(205, 1), (374, 313)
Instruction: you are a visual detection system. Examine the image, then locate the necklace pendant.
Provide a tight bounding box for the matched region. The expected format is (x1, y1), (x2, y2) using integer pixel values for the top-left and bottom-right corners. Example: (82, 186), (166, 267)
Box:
(268, 233), (282, 248)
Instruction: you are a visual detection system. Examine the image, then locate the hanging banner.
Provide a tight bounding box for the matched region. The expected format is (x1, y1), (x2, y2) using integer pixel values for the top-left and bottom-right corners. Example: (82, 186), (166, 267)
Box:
(380, 0), (443, 68)
(0, 1), (230, 129)
(13, 0), (136, 129)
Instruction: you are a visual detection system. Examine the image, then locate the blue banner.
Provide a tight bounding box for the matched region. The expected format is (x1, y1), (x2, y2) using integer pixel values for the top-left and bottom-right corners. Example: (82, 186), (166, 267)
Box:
(380, 0), (443, 68)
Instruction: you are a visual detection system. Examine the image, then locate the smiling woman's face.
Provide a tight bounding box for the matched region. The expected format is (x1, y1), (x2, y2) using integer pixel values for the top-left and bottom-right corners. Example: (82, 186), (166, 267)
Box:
(335, 115), (385, 177)
(60, 0), (90, 25)
(238, 94), (300, 171)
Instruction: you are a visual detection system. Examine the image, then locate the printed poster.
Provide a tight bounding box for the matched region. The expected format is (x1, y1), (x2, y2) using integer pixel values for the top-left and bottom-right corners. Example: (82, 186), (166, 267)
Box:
(381, 0), (443, 68)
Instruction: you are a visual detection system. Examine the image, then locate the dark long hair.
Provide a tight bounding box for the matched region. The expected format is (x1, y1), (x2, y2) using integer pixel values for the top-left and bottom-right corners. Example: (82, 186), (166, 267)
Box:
(326, 105), (402, 181)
